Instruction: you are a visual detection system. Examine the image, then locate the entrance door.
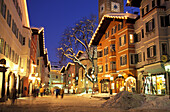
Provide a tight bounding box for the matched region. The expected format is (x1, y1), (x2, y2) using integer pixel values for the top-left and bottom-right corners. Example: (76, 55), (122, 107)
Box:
(115, 78), (124, 93)
(101, 82), (109, 93)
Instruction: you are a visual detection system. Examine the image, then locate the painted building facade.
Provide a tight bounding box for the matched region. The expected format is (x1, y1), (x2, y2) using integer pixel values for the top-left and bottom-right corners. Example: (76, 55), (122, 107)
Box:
(0, 0), (31, 101)
(127, 0), (170, 95)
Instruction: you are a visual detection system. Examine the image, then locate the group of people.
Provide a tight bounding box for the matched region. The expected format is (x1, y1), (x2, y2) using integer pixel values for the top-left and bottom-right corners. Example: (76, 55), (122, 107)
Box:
(55, 88), (64, 98)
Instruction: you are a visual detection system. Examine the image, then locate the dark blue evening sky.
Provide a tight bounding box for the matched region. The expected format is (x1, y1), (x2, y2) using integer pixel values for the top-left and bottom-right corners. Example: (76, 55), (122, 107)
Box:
(27, 0), (138, 63)
(27, 0), (98, 63)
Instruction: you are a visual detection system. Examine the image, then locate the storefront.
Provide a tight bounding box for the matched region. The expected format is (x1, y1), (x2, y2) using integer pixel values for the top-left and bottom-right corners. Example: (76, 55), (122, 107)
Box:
(100, 79), (110, 93)
(0, 65), (7, 102)
(142, 74), (166, 95)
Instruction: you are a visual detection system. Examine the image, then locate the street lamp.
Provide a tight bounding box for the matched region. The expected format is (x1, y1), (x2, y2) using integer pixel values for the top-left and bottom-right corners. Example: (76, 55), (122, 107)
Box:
(164, 62), (170, 99)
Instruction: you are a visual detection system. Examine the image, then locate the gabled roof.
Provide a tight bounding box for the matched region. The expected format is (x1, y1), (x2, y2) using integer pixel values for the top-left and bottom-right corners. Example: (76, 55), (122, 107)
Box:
(76, 50), (84, 58)
(60, 66), (65, 73)
(89, 13), (138, 46)
(126, 0), (142, 7)
(65, 62), (75, 71)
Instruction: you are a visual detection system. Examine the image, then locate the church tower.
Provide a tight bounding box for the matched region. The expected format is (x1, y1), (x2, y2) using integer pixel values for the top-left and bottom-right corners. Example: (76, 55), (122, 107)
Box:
(98, 0), (124, 22)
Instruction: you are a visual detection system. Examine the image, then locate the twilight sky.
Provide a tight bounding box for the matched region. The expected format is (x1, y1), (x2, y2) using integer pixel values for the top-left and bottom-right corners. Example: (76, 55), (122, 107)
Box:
(27, 0), (138, 64)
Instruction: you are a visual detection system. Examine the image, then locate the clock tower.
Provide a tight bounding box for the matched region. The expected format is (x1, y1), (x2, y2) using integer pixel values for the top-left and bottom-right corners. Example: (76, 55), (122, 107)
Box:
(98, 0), (124, 22)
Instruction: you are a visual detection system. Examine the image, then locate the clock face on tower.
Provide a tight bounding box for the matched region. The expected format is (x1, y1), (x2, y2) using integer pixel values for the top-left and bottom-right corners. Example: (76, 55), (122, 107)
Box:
(111, 2), (120, 12)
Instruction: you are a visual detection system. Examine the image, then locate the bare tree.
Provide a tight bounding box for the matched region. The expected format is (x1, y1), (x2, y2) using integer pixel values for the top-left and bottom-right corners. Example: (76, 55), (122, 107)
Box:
(57, 15), (97, 82)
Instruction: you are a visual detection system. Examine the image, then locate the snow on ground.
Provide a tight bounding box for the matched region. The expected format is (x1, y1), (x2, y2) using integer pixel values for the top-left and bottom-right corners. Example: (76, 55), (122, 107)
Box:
(0, 93), (170, 112)
(101, 91), (170, 111)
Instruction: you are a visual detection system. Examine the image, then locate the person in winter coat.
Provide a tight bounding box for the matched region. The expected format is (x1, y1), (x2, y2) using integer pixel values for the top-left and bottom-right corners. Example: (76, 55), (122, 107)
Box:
(60, 88), (64, 99)
(40, 87), (44, 97)
(56, 89), (60, 98)
(11, 86), (17, 105)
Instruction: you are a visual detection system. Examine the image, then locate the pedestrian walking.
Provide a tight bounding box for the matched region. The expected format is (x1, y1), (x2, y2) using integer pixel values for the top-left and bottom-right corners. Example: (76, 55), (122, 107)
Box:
(56, 89), (60, 98)
(40, 87), (44, 97)
(11, 86), (17, 105)
(60, 88), (64, 99)
(36, 88), (39, 97)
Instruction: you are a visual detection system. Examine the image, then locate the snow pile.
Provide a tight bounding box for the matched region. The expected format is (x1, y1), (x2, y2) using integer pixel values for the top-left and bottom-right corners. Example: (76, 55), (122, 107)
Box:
(102, 91), (145, 110)
(138, 95), (170, 110)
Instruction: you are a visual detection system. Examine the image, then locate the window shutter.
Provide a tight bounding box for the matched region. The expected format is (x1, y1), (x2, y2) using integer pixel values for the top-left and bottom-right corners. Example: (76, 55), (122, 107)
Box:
(141, 29), (144, 38)
(115, 26), (117, 33)
(125, 55), (127, 65)
(119, 37), (121, 46)
(146, 22), (149, 32)
(147, 48), (150, 58)
(134, 33), (138, 42)
(124, 35), (126, 44)
(135, 54), (138, 64)
(165, 15), (169, 26)
(131, 54), (133, 64)
(120, 57), (122, 65)
(153, 45), (156, 56)
(152, 19), (155, 29)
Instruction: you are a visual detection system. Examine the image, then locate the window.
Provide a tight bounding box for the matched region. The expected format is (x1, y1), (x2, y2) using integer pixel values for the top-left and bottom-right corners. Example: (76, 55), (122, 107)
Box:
(120, 55), (127, 66)
(9, 47), (11, 59)
(1, 1), (6, 19)
(56, 76), (58, 79)
(146, 5), (149, 13)
(22, 37), (25, 45)
(110, 44), (115, 52)
(160, 16), (169, 27)
(138, 52), (142, 62)
(129, 34), (134, 43)
(100, 4), (105, 13)
(121, 22), (123, 29)
(111, 26), (116, 35)
(37, 59), (39, 65)
(119, 35), (126, 46)
(104, 47), (108, 55)
(130, 54), (138, 64)
(105, 31), (109, 39)
(110, 61), (116, 70)
(146, 19), (155, 32)
(157, 0), (160, 6)
(142, 8), (144, 16)
(98, 65), (103, 73)
(13, 0), (22, 21)
(19, 32), (23, 44)
(141, 29), (144, 38)
(133, 32), (142, 43)
(97, 50), (103, 57)
(162, 43), (167, 55)
(5, 44), (9, 58)
(7, 10), (11, 27)
(114, 25), (117, 33)
(0, 38), (4, 54)
(152, 0), (155, 8)
(12, 50), (14, 62)
(105, 64), (108, 72)
(143, 52), (145, 61)
(118, 23), (122, 31)
(28, 38), (31, 48)
(147, 45), (156, 58)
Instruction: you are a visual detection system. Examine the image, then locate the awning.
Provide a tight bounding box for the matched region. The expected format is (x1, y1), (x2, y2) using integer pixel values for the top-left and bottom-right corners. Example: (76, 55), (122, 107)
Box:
(144, 63), (165, 74)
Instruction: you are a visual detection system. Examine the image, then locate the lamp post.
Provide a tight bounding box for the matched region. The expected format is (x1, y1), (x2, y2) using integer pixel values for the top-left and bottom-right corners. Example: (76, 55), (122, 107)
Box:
(164, 62), (170, 99)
